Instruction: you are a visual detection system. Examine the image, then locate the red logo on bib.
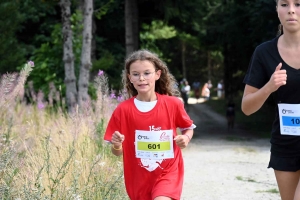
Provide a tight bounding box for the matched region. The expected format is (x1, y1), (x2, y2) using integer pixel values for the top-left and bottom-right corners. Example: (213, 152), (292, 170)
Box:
(160, 132), (170, 141)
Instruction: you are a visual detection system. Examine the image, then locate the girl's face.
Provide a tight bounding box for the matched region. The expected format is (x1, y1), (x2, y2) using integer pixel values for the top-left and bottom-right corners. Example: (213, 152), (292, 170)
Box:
(128, 60), (161, 96)
(277, 0), (300, 33)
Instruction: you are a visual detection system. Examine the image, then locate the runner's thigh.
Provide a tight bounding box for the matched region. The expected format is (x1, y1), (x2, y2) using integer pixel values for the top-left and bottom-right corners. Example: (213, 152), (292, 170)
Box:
(293, 179), (300, 200)
(274, 170), (300, 200)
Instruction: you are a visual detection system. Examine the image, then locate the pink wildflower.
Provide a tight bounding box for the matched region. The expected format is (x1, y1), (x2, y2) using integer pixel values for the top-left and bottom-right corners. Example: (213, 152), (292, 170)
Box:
(28, 61), (34, 67)
(117, 96), (124, 102)
(110, 93), (116, 99)
(37, 102), (45, 109)
(98, 70), (104, 76)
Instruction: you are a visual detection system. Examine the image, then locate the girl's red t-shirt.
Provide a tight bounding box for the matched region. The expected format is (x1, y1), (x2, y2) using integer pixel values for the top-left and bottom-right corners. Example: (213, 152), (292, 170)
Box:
(104, 93), (193, 200)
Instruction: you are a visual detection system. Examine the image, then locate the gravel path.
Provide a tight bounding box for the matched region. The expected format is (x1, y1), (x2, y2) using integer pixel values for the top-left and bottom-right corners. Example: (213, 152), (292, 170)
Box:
(181, 100), (280, 200)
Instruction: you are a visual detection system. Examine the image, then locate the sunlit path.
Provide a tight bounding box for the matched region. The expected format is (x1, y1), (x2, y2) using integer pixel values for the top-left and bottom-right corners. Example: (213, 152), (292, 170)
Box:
(181, 103), (280, 200)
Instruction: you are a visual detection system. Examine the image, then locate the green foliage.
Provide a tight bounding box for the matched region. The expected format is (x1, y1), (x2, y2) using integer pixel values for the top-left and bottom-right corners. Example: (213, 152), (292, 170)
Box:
(141, 20), (177, 41)
(23, 10), (84, 97)
(0, 0), (26, 73)
(24, 24), (65, 96)
(94, 0), (115, 20)
(140, 20), (177, 62)
(88, 83), (98, 101)
(201, 0), (277, 94)
(1, 0), (281, 99)
(92, 51), (115, 72)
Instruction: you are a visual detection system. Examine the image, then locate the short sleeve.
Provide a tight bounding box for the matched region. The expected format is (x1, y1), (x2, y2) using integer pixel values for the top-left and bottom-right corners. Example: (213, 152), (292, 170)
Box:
(243, 46), (269, 89)
(104, 108), (121, 142)
(175, 100), (193, 128)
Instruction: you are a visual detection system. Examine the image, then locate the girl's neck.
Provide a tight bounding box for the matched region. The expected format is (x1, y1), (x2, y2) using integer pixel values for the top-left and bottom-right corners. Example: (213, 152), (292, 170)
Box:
(281, 33), (300, 48)
(135, 92), (157, 102)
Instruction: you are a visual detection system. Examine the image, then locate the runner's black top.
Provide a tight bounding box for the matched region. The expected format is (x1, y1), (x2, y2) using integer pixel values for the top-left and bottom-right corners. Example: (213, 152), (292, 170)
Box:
(244, 36), (300, 157)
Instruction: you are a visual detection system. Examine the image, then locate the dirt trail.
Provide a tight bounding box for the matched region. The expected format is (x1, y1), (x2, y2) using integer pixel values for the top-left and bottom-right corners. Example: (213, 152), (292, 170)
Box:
(181, 99), (280, 200)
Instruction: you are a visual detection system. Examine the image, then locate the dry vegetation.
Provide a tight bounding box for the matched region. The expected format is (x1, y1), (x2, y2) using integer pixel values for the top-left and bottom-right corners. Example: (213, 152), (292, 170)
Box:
(0, 62), (127, 199)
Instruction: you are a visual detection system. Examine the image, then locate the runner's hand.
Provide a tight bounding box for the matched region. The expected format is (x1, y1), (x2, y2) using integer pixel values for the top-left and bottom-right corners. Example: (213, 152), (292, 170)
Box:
(267, 63), (287, 93)
(174, 135), (189, 149)
(111, 131), (125, 147)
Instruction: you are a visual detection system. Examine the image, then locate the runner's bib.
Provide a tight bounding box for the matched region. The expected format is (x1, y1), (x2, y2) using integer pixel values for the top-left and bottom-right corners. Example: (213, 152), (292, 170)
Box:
(135, 130), (174, 159)
(278, 104), (300, 136)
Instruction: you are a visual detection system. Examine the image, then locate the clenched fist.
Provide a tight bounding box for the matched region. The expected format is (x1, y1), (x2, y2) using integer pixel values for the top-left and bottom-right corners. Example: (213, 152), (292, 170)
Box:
(174, 134), (190, 149)
(111, 131), (125, 147)
(267, 63), (287, 92)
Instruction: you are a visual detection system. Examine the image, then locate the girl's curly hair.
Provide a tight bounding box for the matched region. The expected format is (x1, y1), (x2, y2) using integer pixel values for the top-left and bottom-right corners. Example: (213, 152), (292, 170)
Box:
(122, 49), (180, 99)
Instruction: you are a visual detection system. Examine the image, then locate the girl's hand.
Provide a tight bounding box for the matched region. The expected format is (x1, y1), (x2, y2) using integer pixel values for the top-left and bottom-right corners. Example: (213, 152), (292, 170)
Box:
(111, 131), (125, 147)
(174, 135), (190, 149)
(267, 63), (287, 93)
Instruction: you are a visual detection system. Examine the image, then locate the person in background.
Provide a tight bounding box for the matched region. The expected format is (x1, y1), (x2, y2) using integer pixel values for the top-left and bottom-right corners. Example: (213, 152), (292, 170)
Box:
(192, 81), (201, 101)
(104, 49), (195, 200)
(201, 82), (210, 101)
(181, 80), (191, 110)
(242, 0), (300, 199)
(207, 80), (213, 89)
(226, 97), (235, 131)
(217, 80), (224, 99)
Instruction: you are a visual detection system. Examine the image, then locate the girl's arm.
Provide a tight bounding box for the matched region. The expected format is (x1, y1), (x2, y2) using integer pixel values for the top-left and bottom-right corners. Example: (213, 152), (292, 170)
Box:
(174, 129), (194, 149)
(111, 144), (123, 156)
(242, 63), (287, 116)
(241, 84), (272, 116)
(111, 131), (125, 156)
(182, 129), (193, 141)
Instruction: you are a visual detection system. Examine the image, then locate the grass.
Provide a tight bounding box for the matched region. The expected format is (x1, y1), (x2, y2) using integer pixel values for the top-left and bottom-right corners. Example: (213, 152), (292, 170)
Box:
(203, 94), (276, 138)
(256, 188), (279, 194)
(235, 176), (257, 183)
(0, 62), (128, 199)
(236, 176), (279, 194)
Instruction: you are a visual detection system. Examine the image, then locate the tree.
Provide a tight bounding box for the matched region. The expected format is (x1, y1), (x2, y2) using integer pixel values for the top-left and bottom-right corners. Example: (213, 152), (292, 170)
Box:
(60, 0), (77, 112)
(125, 0), (139, 56)
(78, 0), (93, 107)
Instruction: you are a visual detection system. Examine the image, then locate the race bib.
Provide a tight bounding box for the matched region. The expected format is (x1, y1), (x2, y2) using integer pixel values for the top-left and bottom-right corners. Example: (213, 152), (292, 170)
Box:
(278, 104), (300, 136)
(135, 130), (174, 159)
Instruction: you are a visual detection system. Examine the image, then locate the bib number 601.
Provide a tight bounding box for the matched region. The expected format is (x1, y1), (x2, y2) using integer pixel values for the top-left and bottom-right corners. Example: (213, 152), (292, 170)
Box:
(148, 144), (161, 149)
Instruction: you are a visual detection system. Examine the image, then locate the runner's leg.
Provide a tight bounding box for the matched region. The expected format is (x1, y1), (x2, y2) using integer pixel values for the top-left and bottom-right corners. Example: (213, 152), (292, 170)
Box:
(274, 170), (300, 200)
(293, 179), (300, 200)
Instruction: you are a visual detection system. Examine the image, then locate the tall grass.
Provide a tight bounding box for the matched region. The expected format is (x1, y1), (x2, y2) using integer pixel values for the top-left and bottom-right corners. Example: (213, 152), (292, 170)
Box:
(0, 63), (128, 199)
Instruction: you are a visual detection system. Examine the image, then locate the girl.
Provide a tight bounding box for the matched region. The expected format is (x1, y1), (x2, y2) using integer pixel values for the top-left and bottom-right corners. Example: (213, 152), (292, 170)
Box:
(242, 0), (300, 199)
(104, 50), (195, 200)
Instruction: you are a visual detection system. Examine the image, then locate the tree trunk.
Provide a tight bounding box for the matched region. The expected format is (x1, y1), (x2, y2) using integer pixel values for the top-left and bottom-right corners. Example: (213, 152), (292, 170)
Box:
(125, 0), (139, 56)
(60, 0), (77, 113)
(77, 0), (96, 62)
(78, 0), (93, 107)
(91, 15), (97, 61)
(181, 41), (186, 79)
(223, 42), (230, 98)
(207, 50), (211, 81)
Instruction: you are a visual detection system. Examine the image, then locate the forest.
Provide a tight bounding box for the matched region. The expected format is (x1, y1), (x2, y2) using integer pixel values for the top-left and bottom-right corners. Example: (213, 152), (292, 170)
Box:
(1, 0), (279, 108)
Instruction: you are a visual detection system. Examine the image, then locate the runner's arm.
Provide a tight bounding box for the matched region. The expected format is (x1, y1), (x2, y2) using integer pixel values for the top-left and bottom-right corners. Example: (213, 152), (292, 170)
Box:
(182, 129), (193, 141)
(111, 131), (124, 156)
(111, 144), (123, 156)
(241, 84), (272, 116)
(242, 63), (287, 116)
